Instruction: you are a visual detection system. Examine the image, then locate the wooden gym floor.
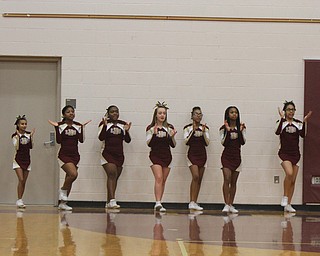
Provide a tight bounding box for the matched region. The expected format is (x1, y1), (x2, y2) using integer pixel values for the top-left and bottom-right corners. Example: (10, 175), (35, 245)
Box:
(1, 205), (320, 255)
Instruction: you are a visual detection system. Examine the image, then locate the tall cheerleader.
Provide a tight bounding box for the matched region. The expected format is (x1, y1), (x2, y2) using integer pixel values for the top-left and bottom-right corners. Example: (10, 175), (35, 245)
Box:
(12, 115), (35, 208)
(48, 105), (91, 211)
(183, 106), (209, 211)
(98, 105), (131, 209)
(220, 106), (246, 214)
(146, 101), (176, 212)
(276, 101), (312, 213)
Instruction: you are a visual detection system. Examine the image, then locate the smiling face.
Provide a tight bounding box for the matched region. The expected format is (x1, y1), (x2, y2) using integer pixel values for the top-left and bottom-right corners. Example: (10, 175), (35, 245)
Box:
(17, 119), (27, 132)
(62, 106), (75, 121)
(108, 106), (119, 122)
(284, 104), (296, 119)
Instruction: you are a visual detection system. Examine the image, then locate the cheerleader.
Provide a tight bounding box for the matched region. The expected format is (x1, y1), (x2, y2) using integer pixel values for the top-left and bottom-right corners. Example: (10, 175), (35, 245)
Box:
(276, 101), (312, 213)
(98, 105), (131, 209)
(220, 106), (246, 214)
(48, 105), (91, 211)
(183, 107), (209, 211)
(146, 101), (176, 212)
(12, 115), (35, 208)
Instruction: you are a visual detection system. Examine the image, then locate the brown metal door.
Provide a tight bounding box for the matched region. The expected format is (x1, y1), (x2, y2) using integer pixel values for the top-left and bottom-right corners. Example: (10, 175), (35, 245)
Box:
(303, 60), (320, 203)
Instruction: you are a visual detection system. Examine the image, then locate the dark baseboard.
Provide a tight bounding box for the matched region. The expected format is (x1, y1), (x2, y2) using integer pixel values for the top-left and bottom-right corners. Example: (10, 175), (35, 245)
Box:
(66, 201), (320, 212)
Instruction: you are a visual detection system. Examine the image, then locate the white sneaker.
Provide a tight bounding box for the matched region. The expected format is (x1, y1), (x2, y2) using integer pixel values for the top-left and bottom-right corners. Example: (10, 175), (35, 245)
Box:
(59, 190), (68, 201)
(107, 199), (120, 209)
(154, 203), (166, 212)
(229, 205), (239, 214)
(222, 204), (230, 213)
(16, 199), (26, 208)
(281, 196), (288, 207)
(188, 201), (203, 211)
(58, 202), (72, 211)
(284, 204), (296, 213)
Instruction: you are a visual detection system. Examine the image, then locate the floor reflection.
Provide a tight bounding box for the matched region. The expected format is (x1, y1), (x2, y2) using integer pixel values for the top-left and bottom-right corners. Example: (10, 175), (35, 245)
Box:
(220, 214), (238, 256)
(59, 211), (76, 256)
(1, 206), (320, 256)
(101, 210), (123, 256)
(12, 210), (29, 256)
(188, 211), (204, 256)
(149, 212), (168, 256)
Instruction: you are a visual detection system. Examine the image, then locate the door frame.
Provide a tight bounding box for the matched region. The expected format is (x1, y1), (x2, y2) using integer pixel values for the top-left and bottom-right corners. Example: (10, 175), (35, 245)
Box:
(0, 55), (61, 205)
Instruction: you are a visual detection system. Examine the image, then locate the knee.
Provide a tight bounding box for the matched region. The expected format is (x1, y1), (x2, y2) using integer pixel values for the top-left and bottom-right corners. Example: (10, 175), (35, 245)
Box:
(69, 172), (78, 181)
(107, 171), (117, 180)
(192, 174), (200, 183)
(230, 183), (237, 190)
(223, 177), (231, 185)
(155, 176), (163, 185)
(18, 179), (26, 186)
(285, 173), (295, 183)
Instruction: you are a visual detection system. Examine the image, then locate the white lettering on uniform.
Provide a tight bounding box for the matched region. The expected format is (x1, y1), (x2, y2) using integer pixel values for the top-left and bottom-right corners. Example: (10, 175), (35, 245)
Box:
(20, 137), (30, 145)
(65, 129), (76, 136)
(230, 132), (238, 140)
(157, 131), (167, 138)
(194, 130), (203, 137)
(285, 126), (297, 134)
(111, 127), (122, 135)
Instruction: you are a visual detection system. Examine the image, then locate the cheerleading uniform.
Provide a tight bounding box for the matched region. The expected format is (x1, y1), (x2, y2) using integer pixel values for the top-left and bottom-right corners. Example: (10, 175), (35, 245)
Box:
(55, 121), (84, 167)
(183, 123), (209, 167)
(12, 131), (33, 171)
(220, 126), (246, 171)
(98, 120), (131, 167)
(275, 118), (306, 165)
(146, 125), (176, 167)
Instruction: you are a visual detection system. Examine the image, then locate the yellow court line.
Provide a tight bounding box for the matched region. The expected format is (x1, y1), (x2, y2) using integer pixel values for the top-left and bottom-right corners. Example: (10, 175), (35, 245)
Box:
(177, 239), (188, 256)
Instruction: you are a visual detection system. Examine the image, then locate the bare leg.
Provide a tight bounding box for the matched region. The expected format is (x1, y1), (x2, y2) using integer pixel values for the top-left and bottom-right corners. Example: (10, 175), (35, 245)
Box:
(229, 171), (240, 205)
(189, 165), (205, 202)
(61, 163), (78, 196)
(222, 168), (232, 205)
(281, 161), (299, 204)
(103, 163), (123, 201)
(15, 168), (29, 199)
(151, 165), (170, 201)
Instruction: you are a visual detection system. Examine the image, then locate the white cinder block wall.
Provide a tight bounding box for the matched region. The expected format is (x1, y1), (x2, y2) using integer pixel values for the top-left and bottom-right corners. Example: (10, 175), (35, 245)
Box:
(2, 1), (320, 205)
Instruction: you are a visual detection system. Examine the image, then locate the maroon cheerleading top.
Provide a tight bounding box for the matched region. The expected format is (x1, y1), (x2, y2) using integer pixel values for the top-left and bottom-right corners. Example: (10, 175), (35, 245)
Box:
(220, 125), (246, 171)
(12, 131), (33, 170)
(55, 121), (84, 166)
(275, 118), (306, 165)
(98, 120), (131, 167)
(183, 123), (210, 167)
(146, 124), (176, 167)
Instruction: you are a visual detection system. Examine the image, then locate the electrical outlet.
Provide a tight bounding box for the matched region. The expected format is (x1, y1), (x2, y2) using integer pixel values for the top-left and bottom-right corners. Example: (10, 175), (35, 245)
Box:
(274, 176), (280, 184)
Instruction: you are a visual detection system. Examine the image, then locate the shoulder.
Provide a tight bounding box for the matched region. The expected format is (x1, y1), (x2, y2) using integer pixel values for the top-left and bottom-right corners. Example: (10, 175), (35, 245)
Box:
(168, 124), (175, 129)
(293, 118), (302, 124)
(183, 123), (192, 129)
(11, 132), (18, 138)
(73, 121), (82, 126)
(117, 120), (127, 125)
(219, 125), (225, 131)
(201, 124), (209, 130)
(146, 125), (153, 131)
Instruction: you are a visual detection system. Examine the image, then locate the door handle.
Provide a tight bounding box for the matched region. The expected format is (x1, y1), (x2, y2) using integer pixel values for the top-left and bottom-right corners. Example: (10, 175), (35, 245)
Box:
(44, 131), (55, 146)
